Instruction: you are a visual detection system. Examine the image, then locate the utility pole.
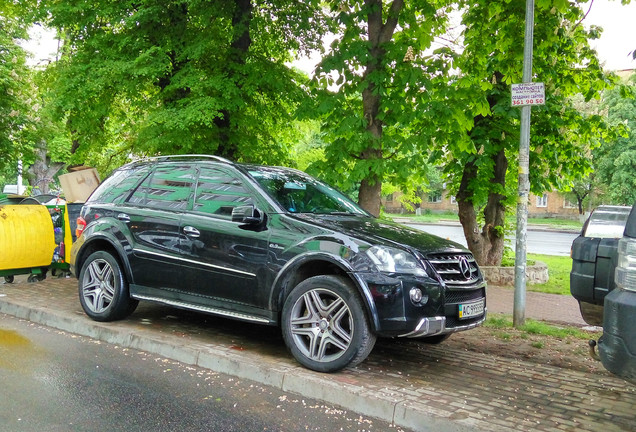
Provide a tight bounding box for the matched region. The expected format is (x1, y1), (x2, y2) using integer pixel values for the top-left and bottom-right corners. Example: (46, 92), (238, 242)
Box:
(513, 0), (536, 328)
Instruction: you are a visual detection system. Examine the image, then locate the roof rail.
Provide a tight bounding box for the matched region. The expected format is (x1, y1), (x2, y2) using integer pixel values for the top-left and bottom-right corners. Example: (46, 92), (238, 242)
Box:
(150, 154), (234, 164)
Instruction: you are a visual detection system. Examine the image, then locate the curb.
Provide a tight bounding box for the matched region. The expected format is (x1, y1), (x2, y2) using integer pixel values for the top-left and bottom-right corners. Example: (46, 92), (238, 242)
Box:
(0, 298), (492, 432)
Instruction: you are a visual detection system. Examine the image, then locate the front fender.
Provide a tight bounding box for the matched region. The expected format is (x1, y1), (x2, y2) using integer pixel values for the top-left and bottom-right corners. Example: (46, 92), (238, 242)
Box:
(269, 251), (381, 331)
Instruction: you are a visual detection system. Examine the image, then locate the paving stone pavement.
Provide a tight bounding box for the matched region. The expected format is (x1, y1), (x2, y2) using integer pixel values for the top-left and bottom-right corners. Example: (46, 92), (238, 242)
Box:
(1, 277), (634, 432)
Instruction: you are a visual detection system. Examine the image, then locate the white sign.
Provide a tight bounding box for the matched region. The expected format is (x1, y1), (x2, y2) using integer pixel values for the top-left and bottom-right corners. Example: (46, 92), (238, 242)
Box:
(511, 82), (545, 106)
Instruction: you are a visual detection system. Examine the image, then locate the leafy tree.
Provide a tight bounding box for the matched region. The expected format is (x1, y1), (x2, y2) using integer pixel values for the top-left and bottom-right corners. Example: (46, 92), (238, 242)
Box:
(0, 2), (30, 178)
(23, 0), (328, 169)
(563, 179), (593, 215)
(20, 66), (73, 195)
(310, 0), (452, 216)
(436, 0), (618, 266)
(594, 74), (636, 205)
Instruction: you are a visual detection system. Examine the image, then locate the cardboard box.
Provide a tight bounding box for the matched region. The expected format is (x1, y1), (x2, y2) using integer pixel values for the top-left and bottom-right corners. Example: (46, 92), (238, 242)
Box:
(59, 168), (100, 203)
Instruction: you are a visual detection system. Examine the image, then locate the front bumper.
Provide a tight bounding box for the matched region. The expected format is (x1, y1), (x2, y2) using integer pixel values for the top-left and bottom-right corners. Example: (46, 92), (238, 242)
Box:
(359, 271), (487, 338)
(398, 312), (487, 338)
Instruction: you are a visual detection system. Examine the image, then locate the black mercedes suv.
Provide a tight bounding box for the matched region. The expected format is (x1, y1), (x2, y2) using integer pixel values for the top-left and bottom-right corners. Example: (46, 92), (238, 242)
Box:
(70, 155), (486, 372)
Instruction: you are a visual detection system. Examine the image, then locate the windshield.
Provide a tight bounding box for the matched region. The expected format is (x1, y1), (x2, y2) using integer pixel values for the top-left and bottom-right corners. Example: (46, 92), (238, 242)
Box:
(248, 167), (368, 216)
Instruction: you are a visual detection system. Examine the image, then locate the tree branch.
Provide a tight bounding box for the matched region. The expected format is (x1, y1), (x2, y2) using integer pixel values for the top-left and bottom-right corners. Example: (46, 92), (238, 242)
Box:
(379, 0), (404, 44)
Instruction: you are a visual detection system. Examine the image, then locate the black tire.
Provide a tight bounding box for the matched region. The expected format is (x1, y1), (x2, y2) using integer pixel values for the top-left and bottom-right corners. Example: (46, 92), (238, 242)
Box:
(4, 275), (14, 284)
(78, 251), (138, 322)
(420, 334), (451, 344)
(27, 272), (45, 283)
(281, 275), (376, 373)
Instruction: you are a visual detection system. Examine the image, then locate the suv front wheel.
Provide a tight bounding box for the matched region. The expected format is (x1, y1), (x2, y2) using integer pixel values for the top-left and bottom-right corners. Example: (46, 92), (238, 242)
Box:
(281, 275), (376, 372)
(78, 251), (139, 322)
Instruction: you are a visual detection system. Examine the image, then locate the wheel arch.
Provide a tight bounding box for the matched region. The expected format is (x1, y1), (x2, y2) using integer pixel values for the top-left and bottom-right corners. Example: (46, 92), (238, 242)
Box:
(74, 234), (134, 284)
(269, 253), (380, 331)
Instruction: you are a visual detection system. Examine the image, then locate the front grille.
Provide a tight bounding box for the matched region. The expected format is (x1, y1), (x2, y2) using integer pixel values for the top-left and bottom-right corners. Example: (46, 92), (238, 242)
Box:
(426, 253), (482, 287)
(446, 287), (485, 304)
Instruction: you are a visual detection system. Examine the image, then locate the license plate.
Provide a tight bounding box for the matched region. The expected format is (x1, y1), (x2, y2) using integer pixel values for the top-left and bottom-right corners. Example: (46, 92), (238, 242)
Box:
(458, 299), (485, 320)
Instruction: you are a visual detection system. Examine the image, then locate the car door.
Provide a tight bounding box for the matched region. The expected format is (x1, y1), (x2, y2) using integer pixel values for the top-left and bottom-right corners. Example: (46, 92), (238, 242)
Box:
(178, 165), (271, 312)
(124, 162), (195, 296)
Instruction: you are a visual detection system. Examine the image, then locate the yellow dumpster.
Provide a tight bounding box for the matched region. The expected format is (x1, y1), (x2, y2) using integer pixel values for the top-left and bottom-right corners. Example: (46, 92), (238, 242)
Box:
(0, 205), (57, 281)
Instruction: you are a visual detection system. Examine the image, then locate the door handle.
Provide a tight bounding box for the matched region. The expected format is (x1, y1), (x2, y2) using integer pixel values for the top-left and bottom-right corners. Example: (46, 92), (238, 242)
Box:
(183, 226), (200, 238)
(117, 213), (130, 223)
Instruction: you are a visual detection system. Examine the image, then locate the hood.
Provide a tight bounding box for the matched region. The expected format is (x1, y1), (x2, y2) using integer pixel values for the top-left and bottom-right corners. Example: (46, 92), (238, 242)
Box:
(294, 214), (467, 256)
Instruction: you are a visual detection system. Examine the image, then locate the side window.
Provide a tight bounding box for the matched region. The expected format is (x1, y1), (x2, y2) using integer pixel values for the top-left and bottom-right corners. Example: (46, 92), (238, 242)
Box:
(89, 164), (152, 204)
(193, 167), (255, 219)
(128, 163), (194, 211)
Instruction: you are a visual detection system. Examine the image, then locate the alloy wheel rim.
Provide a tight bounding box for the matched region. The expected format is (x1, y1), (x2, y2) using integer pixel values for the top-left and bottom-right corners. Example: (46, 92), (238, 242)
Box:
(82, 259), (115, 313)
(289, 288), (353, 363)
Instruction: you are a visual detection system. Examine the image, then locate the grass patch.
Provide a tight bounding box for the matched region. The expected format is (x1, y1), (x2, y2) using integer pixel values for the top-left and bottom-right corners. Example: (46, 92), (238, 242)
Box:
(527, 253), (572, 295)
(484, 316), (597, 340)
(526, 217), (582, 230)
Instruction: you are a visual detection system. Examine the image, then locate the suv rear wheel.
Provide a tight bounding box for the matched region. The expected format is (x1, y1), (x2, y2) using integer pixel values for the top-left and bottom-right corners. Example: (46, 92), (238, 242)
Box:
(78, 251), (138, 322)
(281, 275), (376, 372)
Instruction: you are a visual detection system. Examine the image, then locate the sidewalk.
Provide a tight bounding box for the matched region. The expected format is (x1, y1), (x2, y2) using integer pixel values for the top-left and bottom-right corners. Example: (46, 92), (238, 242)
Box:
(487, 285), (590, 327)
(1, 277), (633, 432)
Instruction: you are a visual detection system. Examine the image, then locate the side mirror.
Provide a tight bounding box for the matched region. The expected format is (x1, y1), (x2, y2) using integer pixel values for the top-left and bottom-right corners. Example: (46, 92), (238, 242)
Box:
(231, 205), (264, 226)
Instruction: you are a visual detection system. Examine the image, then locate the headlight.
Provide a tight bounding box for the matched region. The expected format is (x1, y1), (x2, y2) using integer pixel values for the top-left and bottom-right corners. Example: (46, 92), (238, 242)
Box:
(616, 237), (636, 292)
(365, 246), (427, 277)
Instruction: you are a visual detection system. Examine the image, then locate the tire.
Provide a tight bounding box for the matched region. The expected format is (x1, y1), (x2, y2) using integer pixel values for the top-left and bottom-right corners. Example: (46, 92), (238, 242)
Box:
(281, 275), (376, 373)
(4, 276), (14, 284)
(420, 334), (451, 344)
(78, 251), (138, 322)
(27, 272), (45, 283)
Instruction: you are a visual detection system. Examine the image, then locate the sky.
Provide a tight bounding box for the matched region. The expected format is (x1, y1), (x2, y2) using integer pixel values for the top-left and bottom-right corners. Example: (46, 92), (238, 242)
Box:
(583, 0), (636, 71)
(22, 0), (636, 71)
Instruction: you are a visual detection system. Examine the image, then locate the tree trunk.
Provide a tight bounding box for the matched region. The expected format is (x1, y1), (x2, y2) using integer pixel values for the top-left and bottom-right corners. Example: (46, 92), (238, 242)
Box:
(27, 145), (65, 196)
(456, 147), (508, 266)
(357, 0), (404, 217)
(214, 0), (253, 160)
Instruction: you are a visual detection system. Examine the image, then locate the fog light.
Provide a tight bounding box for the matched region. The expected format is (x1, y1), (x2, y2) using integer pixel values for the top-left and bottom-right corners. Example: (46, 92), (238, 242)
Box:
(410, 288), (423, 303)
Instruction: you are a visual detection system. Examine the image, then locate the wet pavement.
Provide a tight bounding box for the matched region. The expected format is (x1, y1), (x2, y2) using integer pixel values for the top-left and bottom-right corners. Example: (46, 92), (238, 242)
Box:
(1, 276), (634, 432)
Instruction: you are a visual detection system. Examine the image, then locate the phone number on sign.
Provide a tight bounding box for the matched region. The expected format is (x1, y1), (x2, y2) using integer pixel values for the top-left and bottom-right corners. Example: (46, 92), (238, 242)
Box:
(512, 98), (544, 106)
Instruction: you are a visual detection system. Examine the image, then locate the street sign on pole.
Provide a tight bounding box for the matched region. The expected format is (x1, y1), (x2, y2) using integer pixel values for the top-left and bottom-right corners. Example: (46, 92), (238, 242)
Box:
(513, 0), (536, 328)
(511, 82), (545, 107)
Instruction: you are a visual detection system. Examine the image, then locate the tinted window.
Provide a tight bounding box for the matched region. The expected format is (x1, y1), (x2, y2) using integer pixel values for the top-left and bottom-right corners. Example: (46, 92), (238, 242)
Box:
(89, 164), (152, 204)
(128, 163), (194, 211)
(192, 166), (255, 219)
(249, 167), (367, 215)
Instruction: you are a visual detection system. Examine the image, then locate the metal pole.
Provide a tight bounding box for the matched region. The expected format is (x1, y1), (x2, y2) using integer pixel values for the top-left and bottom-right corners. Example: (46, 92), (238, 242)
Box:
(514, 0), (535, 328)
(17, 159), (24, 195)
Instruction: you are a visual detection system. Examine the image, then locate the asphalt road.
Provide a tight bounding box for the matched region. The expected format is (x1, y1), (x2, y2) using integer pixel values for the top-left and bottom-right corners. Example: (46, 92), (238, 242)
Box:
(0, 313), (412, 432)
(407, 223), (579, 256)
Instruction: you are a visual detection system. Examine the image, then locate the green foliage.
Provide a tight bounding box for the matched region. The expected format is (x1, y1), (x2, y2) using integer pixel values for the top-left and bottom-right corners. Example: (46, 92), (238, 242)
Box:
(0, 3), (30, 174)
(23, 0), (329, 172)
(442, 0), (617, 198)
(433, 0), (619, 265)
(308, 0), (453, 211)
(593, 73), (636, 205)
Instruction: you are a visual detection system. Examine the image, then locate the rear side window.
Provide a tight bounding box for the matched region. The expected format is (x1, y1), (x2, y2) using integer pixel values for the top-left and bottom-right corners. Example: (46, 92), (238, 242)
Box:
(128, 163), (195, 211)
(583, 206), (632, 238)
(88, 164), (152, 204)
(192, 166), (255, 219)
